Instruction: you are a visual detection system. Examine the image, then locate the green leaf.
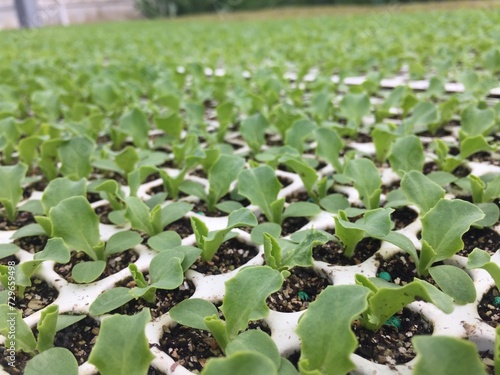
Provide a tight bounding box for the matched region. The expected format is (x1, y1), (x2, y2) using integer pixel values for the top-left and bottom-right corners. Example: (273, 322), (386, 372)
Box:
(420, 199), (484, 269)
(115, 146), (139, 175)
(216, 201), (244, 213)
(55, 315), (86, 332)
(0, 305), (36, 353)
(89, 287), (135, 316)
(251, 223), (282, 245)
(355, 275), (453, 330)
(147, 231), (182, 252)
(238, 165), (282, 223)
(34, 238), (70, 263)
(148, 250), (185, 288)
(282, 202), (321, 219)
(344, 158), (381, 210)
(319, 194), (349, 213)
(119, 108), (150, 149)
(25, 348), (78, 375)
(371, 123), (397, 163)
(155, 112), (183, 141)
(314, 127), (344, 172)
(460, 135), (494, 160)
(208, 155), (244, 211)
(413, 336), (487, 375)
(161, 201), (192, 228)
(475, 203), (499, 228)
(467, 248), (500, 289)
(50, 196), (101, 260)
(170, 298), (219, 331)
(285, 119), (316, 153)
(58, 137), (94, 180)
(0, 243), (20, 258)
(460, 104), (495, 138)
(405, 101), (438, 133)
(240, 113), (268, 153)
(296, 285), (370, 375)
(279, 155), (318, 200)
(124, 197), (155, 236)
(41, 177), (87, 214)
(0, 163), (28, 221)
(36, 305), (58, 352)
(334, 211), (364, 258)
(401, 170), (445, 215)
(280, 230), (329, 270)
(428, 265), (476, 304)
(203, 351), (278, 375)
(179, 180), (207, 201)
(339, 93), (370, 126)
(226, 330), (281, 368)
(388, 135), (425, 176)
(105, 231), (142, 256)
(72, 261), (106, 283)
(88, 309), (155, 375)
(220, 266), (283, 340)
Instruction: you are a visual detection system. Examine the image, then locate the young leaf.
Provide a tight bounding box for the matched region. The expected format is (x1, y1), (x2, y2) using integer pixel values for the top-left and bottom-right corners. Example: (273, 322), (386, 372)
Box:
(413, 336), (487, 375)
(0, 305), (36, 353)
(251, 223), (282, 245)
(344, 158), (381, 210)
(124, 197), (155, 236)
(401, 170), (445, 215)
(339, 93), (370, 127)
(41, 177), (87, 215)
(0, 163), (28, 221)
(25, 348), (78, 375)
(296, 285), (370, 375)
(467, 248), (500, 288)
(119, 108), (150, 149)
(105, 230), (142, 256)
(161, 201), (192, 228)
(89, 287), (135, 316)
(238, 165), (283, 223)
(285, 119), (316, 153)
(388, 135), (425, 176)
(169, 298), (219, 331)
(220, 266), (283, 340)
(72, 261), (106, 283)
(88, 309), (155, 375)
(355, 275), (453, 330)
(460, 104), (495, 138)
(50, 196), (101, 260)
(147, 231), (182, 252)
(36, 305), (58, 353)
(314, 127), (344, 172)
(319, 194), (350, 214)
(371, 123), (397, 163)
(428, 265), (476, 304)
(203, 351), (278, 375)
(240, 113), (268, 154)
(58, 137), (94, 180)
(115, 146), (139, 175)
(207, 155), (245, 211)
(282, 202), (321, 219)
(420, 199), (484, 274)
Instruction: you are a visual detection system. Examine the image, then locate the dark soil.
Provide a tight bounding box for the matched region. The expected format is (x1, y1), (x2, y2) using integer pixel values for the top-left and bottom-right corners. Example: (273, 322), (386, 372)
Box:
(285, 190), (313, 204)
(313, 236), (381, 266)
(277, 175), (293, 187)
(477, 287), (500, 328)
(53, 315), (100, 365)
(467, 151), (500, 166)
(353, 308), (432, 365)
(458, 227), (500, 256)
(390, 206), (418, 229)
(53, 249), (139, 283)
(87, 191), (104, 203)
(18, 278), (58, 317)
(375, 252), (440, 286)
(13, 235), (49, 254)
(0, 346), (31, 375)
(0, 211), (36, 231)
(281, 216), (309, 236)
(190, 238), (258, 275)
(423, 161), (470, 177)
(94, 204), (113, 224)
(158, 320), (270, 373)
(112, 277), (195, 319)
(266, 267), (331, 312)
(164, 217), (194, 239)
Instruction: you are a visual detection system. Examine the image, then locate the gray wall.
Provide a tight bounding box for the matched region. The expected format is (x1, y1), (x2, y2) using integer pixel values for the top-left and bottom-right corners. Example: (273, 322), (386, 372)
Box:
(0, 0), (140, 29)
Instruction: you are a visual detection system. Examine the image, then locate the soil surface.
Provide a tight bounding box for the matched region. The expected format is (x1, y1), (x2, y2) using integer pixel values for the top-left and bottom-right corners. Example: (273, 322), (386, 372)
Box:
(190, 238), (258, 275)
(458, 227), (500, 256)
(164, 217), (194, 239)
(0, 212), (36, 231)
(13, 235), (49, 254)
(18, 278), (58, 318)
(478, 287), (500, 328)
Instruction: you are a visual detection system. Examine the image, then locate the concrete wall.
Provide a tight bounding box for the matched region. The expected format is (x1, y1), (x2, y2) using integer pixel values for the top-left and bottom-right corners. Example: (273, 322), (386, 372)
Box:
(0, 0), (141, 29)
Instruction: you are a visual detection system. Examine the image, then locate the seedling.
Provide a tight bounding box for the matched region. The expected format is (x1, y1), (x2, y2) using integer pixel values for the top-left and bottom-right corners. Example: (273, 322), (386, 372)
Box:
(0, 163), (28, 222)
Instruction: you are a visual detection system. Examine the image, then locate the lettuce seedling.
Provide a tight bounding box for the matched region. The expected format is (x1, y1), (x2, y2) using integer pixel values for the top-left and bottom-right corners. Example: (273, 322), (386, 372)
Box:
(388, 134), (425, 176)
(240, 112), (268, 154)
(237, 165), (321, 224)
(0, 163), (28, 222)
(296, 279), (454, 375)
(191, 208), (257, 262)
(343, 158), (381, 210)
(433, 135), (494, 173)
(401, 171), (486, 275)
(0, 303), (84, 374)
(89, 309), (155, 375)
(180, 154), (245, 213)
(371, 123), (398, 164)
(467, 248), (500, 289)
(284, 119), (317, 154)
(314, 127), (344, 173)
(124, 196), (192, 237)
(170, 266), (284, 352)
(58, 136), (95, 180)
(412, 336), (488, 375)
(263, 230), (329, 276)
(459, 103), (496, 139)
(47, 196), (145, 282)
(89, 246), (200, 315)
(202, 330), (298, 375)
(339, 92), (370, 131)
